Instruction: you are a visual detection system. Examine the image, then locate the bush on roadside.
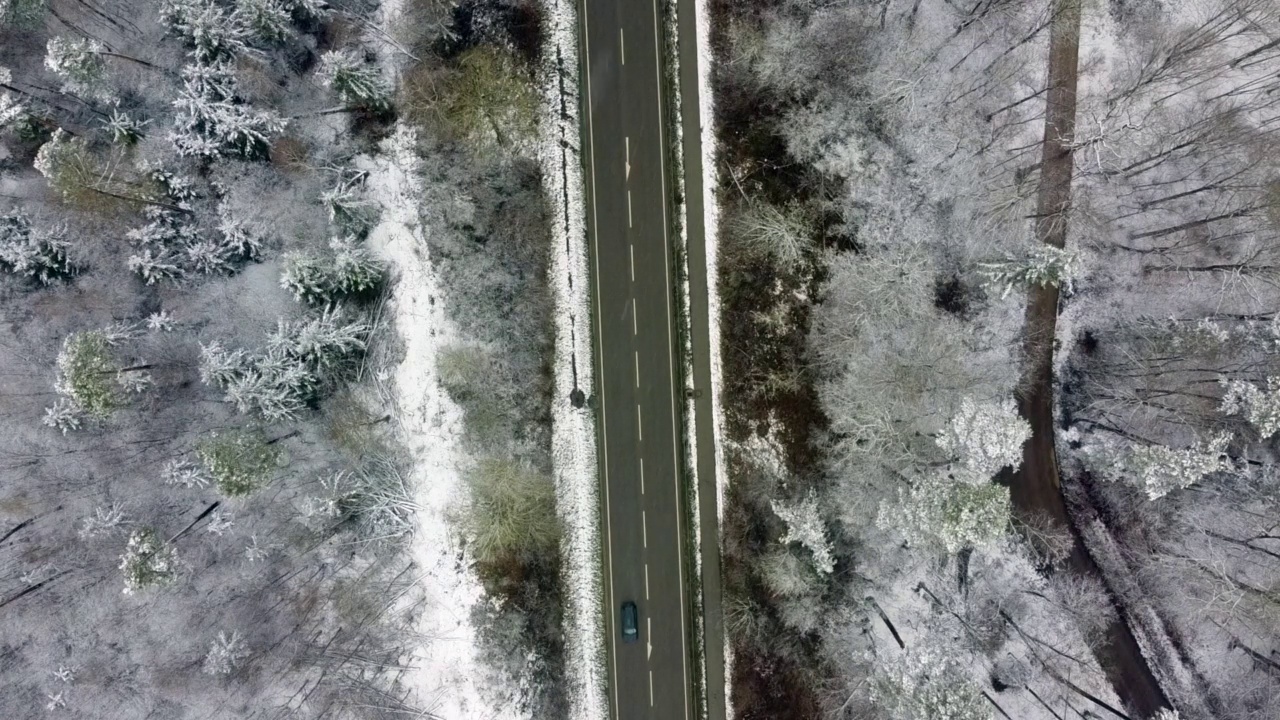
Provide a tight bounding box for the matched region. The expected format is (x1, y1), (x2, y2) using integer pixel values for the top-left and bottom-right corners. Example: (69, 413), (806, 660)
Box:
(462, 457), (559, 567)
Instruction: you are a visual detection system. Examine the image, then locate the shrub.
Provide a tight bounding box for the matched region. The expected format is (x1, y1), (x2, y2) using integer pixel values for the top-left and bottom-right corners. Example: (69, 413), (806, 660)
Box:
(439, 46), (538, 150)
(0, 0), (44, 27)
(197, 428), (280, 496)
(202, 631), (249, 675)
(728, 201), (814, 271)
(462, 458), (559, 566)
(119, 527), (178, 594)
(280, 238), (386, 305)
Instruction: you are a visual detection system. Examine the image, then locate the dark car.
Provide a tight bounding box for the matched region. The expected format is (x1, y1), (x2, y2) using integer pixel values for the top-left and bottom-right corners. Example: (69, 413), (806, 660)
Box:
(621, 601), (639, 643)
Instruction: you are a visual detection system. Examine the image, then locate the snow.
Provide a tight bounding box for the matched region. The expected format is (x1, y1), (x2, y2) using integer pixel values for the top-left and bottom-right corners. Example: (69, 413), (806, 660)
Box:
(534, 0), (608, 717)
(690, 0), (733, 710)
(363, 126), (526, 719)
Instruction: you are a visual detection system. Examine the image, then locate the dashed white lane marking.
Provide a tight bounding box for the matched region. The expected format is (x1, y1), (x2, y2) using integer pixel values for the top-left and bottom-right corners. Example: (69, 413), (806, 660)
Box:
(625, 136), (631, 179)
(620, 27), (625, 66)
(649, 670), (654, 707)
(646, 617), (652, 660)
(629, 243), (635, 282)
(636, 403), (643, 441)
(642, 510), (647, 548)
(632, 302), (637, 335)
(645, 563), (650, 600)
(640, 458), (645, 495)
(635, 350), (640, 388)
(627, 189), (633, 227)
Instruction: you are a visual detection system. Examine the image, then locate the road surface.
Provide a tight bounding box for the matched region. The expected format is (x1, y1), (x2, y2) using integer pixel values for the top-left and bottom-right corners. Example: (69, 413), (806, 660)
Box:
(580, 0), (695, 718)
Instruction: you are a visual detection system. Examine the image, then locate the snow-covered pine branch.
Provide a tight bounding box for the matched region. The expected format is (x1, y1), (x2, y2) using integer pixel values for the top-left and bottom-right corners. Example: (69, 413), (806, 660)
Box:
(103, 108), (150, 145)
(202, 631), (249, 675)
(1083, 432), (1232, 500)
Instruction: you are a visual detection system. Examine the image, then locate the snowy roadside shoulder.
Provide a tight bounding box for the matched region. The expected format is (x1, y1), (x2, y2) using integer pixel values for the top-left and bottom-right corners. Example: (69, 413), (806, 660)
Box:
(535, 1), (609, 718)
(690, 0), (732, 712)
(362, 126), (528, 719)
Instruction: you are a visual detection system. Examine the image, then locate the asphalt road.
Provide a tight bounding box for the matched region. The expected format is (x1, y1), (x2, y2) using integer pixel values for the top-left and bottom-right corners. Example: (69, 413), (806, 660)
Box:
(580, 0), (695, 718)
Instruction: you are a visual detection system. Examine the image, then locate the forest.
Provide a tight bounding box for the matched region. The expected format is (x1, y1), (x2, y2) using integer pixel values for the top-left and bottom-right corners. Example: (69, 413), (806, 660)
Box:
(708, 0), (1280, 718)
(1, 0), (568, 716)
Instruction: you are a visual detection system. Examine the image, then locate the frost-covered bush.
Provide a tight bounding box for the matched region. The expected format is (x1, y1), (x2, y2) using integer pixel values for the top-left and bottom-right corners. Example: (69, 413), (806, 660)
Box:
(728, 201), (813, 271)
(171, 60), (284, 159)
(771, 491), (835, 574)
(759, 549), (819, 598)
(1220, 376), (1280, 438)
(119, 528), (177, 594)
(439, 45), (539, 149)
(197, 428), (279, 496)
(317, 50), (392, 113)
(280, 238), (386, 305)
(0, 211), (75, 284)
(936, 397), (1030, 478)
(980, 244), (1082, 299)
(160, 0), (251, 62)
(202, 631), (249, 675)
(463, 458), (560, 566)
(79, 503), (128, 540)
(53, 331), (120, 420)
(42, 399), (82, 433)
(163, 458), (211, 488)
(45, 36), (111, 102)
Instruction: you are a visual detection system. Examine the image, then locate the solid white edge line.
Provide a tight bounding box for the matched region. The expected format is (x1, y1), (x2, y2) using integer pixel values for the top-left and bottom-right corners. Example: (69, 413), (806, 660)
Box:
(581, 6), (623, 719)
(651, 0), (692, 716)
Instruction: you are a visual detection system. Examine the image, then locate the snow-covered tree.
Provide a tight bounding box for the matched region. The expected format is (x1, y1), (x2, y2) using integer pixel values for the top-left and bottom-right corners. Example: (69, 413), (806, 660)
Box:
(0, 211), (75, 284)
(200, 307), (367, 419)
(103, 108), (149, 145)
(160, 0), (251, 62)
(170, 60), (284, 159)
(771, 491), (835, 575)
(870, 646), (991, 720)
(881, 470), (1011, 554)
(42, 399), (82, 433)
(53, 331), (120, 420)
(980, 244), (1083, 300)
(79, 503), (128, 539)
(0, 0), (43, 27)
(280, 237), (386, 305)
(128, 248), (185, 284)
(235, 0), (292, 43)
(119, 528), (177, 594)
(319, 178), (378, 237)
(1085, 433), (1232, 500)
(163, 458), (211, 488)
(202, 631), (249, 675)
(317, 49), (391, 113)
(0, 67), (24, 128)
(44, 36), (111, 102)
(1220, 376), (1280, 438)
(936, 397), (1030, 478)
(197, 428), (279, 496)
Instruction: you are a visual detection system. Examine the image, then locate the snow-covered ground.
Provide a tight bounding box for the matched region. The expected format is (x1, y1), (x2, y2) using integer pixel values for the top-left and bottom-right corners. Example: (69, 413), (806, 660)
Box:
(535, 0), (608, 718)
(363, 127), (529, 719)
